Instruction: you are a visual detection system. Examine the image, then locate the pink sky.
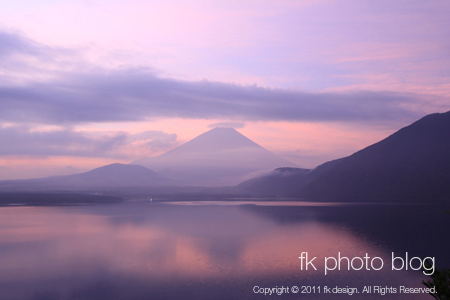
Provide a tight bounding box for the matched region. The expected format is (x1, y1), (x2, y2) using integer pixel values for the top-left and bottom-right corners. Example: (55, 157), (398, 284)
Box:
(0, 0), (449, 179)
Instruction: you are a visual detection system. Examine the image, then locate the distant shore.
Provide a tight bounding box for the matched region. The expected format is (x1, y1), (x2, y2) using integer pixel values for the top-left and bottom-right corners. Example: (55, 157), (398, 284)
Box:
(0, 192), (123, 206)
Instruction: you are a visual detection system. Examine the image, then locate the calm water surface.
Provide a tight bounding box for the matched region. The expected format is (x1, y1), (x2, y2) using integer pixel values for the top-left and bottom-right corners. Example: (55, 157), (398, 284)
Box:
(0, 201), (448, 300)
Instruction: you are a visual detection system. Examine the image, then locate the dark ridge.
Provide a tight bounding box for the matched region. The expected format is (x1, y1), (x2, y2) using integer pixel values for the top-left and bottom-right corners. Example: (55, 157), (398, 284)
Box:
(297, 111), (450, 203)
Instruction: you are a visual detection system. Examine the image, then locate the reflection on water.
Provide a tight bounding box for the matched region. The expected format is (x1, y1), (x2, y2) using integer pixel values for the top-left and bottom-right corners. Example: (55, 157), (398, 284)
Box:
(0, 202), (447, 299)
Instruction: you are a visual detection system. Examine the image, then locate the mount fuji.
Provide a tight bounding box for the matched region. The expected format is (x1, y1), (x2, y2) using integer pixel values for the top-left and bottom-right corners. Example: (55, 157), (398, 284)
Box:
(132, 127), (297, 186)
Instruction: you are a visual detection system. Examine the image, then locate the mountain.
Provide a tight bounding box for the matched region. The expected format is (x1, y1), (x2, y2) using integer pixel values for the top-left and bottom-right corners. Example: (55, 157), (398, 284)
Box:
(58, 163), (165, 187)
(0, 163), (167, 191)
(237, 159), (343, 196)
(132, 127), (297, 186)
(297, 111), (450, 202)
(237, 167), (310, 196)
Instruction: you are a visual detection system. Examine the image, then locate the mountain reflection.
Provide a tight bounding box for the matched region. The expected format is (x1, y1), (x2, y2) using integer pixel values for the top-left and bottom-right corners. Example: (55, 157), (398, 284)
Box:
(0, 202), (440, 300)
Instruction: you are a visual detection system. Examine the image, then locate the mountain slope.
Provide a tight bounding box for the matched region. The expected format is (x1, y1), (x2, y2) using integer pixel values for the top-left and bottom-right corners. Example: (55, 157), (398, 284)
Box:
(0, 163), (167, 190)
(237, 159), (343, 196)
(60, 163), (165, 187)
(298, 111), (450, 202)
(237, 167), (310, 196)
(132, 127), (296, 186)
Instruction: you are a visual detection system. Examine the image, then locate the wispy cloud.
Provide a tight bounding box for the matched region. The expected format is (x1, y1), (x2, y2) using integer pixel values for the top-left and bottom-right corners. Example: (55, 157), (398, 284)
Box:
(0, 30), (50, 58)
(0, 126), (126, 157)
(0, 126), (177, 158)
(128, 130), (178, 151)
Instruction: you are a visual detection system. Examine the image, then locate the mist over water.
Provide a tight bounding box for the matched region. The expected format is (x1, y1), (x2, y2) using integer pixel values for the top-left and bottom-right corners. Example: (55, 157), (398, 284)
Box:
(0, 202), (447, 300)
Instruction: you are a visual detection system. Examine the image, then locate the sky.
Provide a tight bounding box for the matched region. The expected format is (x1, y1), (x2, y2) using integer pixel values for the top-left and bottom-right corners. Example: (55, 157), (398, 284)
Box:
(0, 0), (449, 179)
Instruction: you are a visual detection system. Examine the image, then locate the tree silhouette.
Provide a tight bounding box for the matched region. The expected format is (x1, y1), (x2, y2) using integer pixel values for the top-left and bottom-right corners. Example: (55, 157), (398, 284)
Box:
(422, 261), (450, 299)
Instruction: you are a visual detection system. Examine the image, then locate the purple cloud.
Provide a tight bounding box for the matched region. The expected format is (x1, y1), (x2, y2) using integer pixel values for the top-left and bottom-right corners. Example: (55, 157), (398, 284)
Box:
(0, 68), (431, 125)
(0, 30), (441, 127)
(208, 122), (246, 129)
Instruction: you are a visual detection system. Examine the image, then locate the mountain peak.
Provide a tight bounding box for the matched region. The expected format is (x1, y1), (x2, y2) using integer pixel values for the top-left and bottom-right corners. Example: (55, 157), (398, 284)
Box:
(132, 127), (296, 185)
(167, 127), (263, 154)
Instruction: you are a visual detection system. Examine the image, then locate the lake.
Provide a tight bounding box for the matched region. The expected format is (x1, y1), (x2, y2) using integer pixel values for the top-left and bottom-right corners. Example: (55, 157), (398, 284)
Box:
(0, 201), (448, 299)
